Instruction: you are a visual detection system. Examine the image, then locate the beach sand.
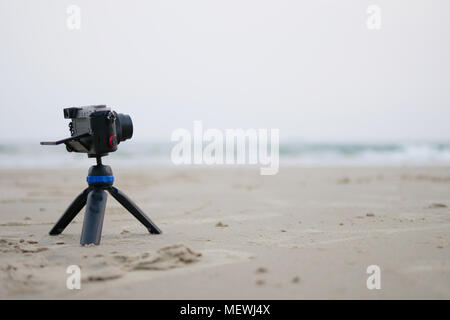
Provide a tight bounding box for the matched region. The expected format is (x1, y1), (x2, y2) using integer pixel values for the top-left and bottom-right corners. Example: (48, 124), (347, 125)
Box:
(0, 165), (449, 299)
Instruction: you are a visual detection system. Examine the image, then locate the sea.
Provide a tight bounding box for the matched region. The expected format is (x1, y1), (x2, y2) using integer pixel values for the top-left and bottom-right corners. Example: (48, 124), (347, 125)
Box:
(1, 141), (450, 168)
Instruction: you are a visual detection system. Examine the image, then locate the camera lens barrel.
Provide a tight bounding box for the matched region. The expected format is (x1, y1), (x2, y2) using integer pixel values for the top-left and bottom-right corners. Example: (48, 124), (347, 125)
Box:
(115, 113), (133, 142)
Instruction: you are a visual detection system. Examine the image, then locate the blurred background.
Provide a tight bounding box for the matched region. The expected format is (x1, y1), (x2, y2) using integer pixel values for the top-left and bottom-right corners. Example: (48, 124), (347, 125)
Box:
(1, 0), (449, 167)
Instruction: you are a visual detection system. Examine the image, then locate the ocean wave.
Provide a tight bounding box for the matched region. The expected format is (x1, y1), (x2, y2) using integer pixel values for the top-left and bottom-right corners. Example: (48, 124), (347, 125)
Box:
(1, 142), (450, 168)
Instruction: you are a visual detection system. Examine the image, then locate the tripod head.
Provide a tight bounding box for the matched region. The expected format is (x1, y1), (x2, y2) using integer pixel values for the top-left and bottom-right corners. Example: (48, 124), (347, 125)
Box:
(86, 156), (115, 188)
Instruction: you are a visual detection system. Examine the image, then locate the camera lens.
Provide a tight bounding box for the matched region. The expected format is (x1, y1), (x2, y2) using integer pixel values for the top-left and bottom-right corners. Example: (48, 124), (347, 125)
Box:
(115, 113), (133, 142)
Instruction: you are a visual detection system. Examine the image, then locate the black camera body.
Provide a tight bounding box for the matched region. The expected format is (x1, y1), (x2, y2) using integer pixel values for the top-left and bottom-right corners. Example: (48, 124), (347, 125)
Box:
(41, 105), (133, 157)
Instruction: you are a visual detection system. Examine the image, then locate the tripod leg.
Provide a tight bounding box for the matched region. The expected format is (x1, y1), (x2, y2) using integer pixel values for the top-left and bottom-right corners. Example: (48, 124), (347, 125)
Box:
(107, 186), (162, 234)
(49, 188), (90, 235)
(80, 188), (108, 245)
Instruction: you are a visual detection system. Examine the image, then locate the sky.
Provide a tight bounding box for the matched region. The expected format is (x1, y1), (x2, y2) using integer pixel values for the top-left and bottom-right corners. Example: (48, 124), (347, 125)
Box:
(0, 0), (449, 144)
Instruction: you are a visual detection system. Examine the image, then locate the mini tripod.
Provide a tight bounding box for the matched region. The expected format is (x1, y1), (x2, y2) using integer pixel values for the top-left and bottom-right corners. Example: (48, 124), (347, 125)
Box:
(49, 157), (162, 245)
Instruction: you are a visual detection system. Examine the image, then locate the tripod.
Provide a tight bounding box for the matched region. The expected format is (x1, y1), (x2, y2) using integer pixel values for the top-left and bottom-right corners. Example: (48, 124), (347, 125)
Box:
(49, 157), (162, 245)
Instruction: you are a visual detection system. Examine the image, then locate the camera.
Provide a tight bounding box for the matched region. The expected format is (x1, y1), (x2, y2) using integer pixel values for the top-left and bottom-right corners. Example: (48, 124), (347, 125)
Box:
(41, 105), (133, 157)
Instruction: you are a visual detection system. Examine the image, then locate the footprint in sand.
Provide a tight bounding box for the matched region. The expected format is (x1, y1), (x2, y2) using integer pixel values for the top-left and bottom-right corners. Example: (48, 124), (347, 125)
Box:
(117, 244), (202, 271)
(0, 238), (48, 254)
(428, 203), (447, 209)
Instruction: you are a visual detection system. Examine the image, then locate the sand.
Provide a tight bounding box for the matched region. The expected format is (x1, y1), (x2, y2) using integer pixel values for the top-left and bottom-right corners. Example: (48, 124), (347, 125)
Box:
(0, 165), (449, 299)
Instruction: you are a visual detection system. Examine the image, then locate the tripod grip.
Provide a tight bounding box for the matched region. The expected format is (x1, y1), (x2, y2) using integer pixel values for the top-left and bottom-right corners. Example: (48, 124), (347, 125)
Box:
(80, 189), (108, 245)
(108, 186), (162, 234)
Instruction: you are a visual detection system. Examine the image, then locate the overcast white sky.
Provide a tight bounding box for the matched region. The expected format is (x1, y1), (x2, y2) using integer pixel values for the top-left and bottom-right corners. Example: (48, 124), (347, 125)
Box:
(0, 0), (449, 143)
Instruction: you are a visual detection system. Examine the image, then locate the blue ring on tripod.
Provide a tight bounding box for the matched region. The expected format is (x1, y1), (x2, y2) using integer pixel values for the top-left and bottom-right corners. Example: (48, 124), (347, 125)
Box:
(86, 175), (114, 184)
